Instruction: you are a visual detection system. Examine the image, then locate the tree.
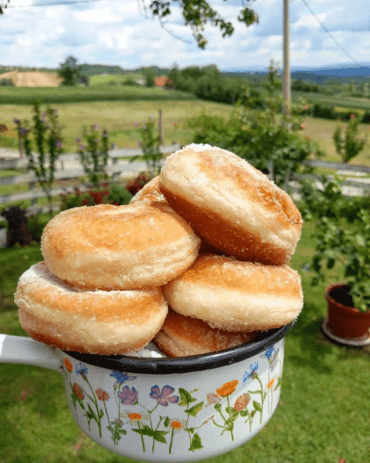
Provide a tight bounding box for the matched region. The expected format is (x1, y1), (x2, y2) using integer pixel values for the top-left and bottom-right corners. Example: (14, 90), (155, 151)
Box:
(58, 56), (83, 86)
(150, 0), (258, 48)
(1, 1), (259, 48)
(142, 67), (156, 87)
(0, 0), (9, 14)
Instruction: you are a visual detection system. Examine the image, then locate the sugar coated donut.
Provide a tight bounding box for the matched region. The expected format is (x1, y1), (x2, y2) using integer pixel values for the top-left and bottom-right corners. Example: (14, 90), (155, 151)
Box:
(130, 176), (167, 204)
(15, 262), (168, 355)
(154, 310), (257, 357)
(41, 203), (201, 290)
(163, 253), (303, 332)
(159, 144), (303, 265)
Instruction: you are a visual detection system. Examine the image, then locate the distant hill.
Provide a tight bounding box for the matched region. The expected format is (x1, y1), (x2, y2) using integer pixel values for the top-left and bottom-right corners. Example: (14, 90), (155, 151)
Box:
(2, 62), (370, 85)
(223, 63), (370, 84)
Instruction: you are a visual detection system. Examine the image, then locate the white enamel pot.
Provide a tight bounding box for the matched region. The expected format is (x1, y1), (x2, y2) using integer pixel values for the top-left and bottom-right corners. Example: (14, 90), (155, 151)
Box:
(0, 322), (293, 462)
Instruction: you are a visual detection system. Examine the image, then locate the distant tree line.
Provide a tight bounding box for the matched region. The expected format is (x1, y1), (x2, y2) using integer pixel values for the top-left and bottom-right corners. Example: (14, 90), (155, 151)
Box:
(168, 65), (245, 104)
(291, 79), (320, 93)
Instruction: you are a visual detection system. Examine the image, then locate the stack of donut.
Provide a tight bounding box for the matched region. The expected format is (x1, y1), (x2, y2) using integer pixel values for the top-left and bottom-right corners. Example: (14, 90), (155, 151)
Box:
(15, 144), (304, 357)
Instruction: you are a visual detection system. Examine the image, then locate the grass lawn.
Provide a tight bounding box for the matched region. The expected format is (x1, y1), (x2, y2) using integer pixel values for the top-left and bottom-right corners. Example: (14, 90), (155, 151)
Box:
(0, 215), (369, 463)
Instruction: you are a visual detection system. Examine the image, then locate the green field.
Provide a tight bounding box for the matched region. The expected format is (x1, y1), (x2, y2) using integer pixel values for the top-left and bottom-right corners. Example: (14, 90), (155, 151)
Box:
(1, 82), (370, 178)
(293, 90), (370, 112)
(0, 85), (194, 105)
(90, 74), (144, 86)
(0, 99), (233, 154)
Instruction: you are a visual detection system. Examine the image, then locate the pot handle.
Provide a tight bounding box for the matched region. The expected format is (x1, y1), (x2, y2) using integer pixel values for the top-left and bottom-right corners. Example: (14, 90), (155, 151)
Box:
(0, 334), (62, 373)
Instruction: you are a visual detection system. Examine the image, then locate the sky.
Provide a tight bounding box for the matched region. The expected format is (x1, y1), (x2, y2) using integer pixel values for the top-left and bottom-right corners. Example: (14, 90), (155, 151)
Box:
(0, 0), (369, 72)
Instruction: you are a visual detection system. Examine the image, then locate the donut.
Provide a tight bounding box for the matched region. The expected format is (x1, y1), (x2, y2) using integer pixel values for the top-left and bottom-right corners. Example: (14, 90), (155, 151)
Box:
(41, 202), (201, 290)
(159, 144), (303, 265)
(162, 253), (303, 332)
(130, 176), (167, 204)
(14, 262), (168, 355)
(154, 309), (257, 357)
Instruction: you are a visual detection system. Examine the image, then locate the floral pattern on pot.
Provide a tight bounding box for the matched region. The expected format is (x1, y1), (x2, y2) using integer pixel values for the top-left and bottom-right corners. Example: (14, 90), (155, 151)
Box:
(62, 339), (285, 458)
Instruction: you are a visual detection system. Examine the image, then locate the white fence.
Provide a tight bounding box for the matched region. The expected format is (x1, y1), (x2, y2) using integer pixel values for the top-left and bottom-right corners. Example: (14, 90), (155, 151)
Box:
(1, 150), (370, 223)
(292, 159), (370, 198)
(0, 143), (180, 216)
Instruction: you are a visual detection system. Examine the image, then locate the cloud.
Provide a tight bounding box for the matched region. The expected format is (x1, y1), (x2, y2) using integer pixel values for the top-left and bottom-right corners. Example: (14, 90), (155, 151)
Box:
(0, 0), (369, 70)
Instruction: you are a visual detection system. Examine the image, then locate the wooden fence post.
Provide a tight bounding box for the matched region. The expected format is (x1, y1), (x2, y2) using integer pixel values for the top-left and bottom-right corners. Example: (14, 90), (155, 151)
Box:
(158, 110), (164, 145)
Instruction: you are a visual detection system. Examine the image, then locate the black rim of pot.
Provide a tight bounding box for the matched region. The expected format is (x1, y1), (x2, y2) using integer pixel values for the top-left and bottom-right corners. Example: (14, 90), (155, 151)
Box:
(65, 321), (294, 374)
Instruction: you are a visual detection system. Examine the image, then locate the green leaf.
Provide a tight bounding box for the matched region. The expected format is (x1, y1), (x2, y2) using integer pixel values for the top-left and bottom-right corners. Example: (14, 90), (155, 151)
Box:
(132, 425), (153, 437)
(179, 388), (197, 407)
(253, 401), (262, 412)
(152, 430), (169, 444)
(185, 402), (204, 417)
(274, 377), (282, 390)
(119, 429), (127, 435)
(189, 433), (203, 452)
(87, 404), (97, 421)
(326, 257), (335, 269)
(225, 407), (239, 421)
(164, 417), (170, 427)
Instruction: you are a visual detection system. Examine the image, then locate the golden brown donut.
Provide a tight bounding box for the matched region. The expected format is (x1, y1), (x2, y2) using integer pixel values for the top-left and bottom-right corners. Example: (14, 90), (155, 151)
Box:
(41, 203), (201, 290)
(15, 262), (168, 355)
(162, 253), (303, 332)
(130, 176), (167, 204)
(129, 177), (220, 254)
(159, 144), (303, 265)
(154, 309), (257, 357)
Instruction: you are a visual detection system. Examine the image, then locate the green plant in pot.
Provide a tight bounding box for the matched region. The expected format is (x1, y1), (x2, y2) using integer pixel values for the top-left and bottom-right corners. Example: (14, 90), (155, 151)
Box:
(301, 176), (370, 341)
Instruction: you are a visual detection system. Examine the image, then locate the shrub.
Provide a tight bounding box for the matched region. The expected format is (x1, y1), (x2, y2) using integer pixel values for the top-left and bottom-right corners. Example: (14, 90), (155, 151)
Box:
(0, 78), (14, 86)
(128, 118), (162, 176)
(105, 183), (132, 205)
(126, 171), (156, 195)
(312, 104), (336, 120)
(76, 124), (109, 189)
(301, 176), (370, 312)
(122, 77), (137, 86)
(60, 188), (95, 211)
(361, 111), (370, 123)
(15, 102), (63, 217)
(189, 63), (323, 186)
(333, 114), (367, 163)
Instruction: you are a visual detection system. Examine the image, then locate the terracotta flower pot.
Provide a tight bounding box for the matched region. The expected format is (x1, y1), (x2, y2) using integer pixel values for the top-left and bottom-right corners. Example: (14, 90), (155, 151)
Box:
(325, 283), (370, 340)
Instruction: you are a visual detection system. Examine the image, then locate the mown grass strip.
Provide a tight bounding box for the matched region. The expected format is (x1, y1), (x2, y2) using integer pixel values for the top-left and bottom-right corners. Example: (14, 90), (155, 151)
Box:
(0, 86), (196, 105)
(293, 91), (370, 111)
